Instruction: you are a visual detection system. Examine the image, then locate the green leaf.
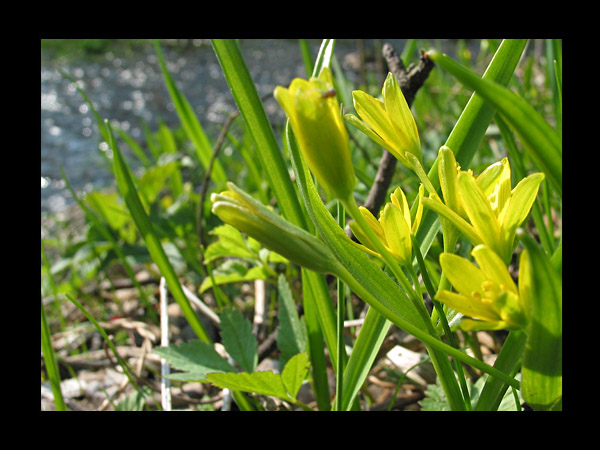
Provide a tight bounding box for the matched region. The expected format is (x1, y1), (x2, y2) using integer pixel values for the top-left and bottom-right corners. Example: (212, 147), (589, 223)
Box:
(41, 299), (67, 411)
(136, 161), (178, 205)
(206, 352), (310, 403)
(115, 386), (153, 411)
(211, 39), (305, 227)
(219, 309), (258, 373)
(276, 275), (307, 369)
(154, 340), (236, 382)
(203, 224), (259, 263)
(519, 232), (562, 410)
(311, 39), (336, 77)
(106, 120), (211, 343)
(281, 352), (310, 400)
(206, 371), (290, 400)
(475, 330), (527, 411)
(114, 126), (153, 168)
(154, 40), (226, 184)
(427, 47), (562, 197)
(341, 307), (391, 410)
(85, 191), (132, 231)
(199, 262), (269, 294)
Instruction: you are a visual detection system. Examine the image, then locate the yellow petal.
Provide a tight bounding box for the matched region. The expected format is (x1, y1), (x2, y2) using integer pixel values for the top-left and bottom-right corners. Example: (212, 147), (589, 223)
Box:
(460, 318), (511, 331)
(411, 184), (425, 234)
(438, 146), (464, 218)
(500, 172), (545, 250)
(439, 252), (486, 297)
(435, 290), (502, 323)
(381, 203), (411, 264)
(349, 207), (384, 255)
(390, 187), (411, 229)
(352, 90), (407, 165)
(382, 72), (422, 161)
(457, 171), (503, 257)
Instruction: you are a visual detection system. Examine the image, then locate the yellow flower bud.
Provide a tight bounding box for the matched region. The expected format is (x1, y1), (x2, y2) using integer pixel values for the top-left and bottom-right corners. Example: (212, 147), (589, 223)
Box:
(345, 72), (422, 169)
(274, 67), (355, 201)
(211, 182), (341, 275)
(349, 185), (424, 267)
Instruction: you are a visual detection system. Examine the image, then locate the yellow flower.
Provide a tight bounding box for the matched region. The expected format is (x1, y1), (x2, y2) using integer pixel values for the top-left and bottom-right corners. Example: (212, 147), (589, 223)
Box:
(211, 182), (341, 275)
(435, 244), (527, 331)
(349, 185), (424, 266)
(345, 72), (422, 169)
(423, 147), (544, 263)
(273, 67), (355, 201)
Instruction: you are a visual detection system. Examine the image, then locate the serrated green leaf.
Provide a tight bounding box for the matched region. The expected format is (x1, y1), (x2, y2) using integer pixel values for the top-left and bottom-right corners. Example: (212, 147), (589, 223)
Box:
(219, 309), (258, 373)
(276, 275), (307, 369)
(281, 352), (310, 400)
(203, 224), (259, 263)
(154, 340), (235, 382)
(206, 371), (290, 400)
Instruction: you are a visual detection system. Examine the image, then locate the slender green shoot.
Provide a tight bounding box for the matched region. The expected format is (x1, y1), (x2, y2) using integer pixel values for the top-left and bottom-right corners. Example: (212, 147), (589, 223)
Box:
(41, 297), (67, 411)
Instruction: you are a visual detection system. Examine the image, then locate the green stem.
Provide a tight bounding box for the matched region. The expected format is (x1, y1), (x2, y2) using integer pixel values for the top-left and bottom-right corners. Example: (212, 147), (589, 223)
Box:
(341, 195), (469, 409)
(336, 266), (520, 391)
(41, 297), (67, 411)
(341, 196), (432, 331)
(335, 200), (346, 411)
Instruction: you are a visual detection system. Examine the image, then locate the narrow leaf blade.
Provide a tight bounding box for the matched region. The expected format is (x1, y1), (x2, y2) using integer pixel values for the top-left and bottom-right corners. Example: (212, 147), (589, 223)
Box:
(519, 233), (562, 410)
(106, 120), (211, 342)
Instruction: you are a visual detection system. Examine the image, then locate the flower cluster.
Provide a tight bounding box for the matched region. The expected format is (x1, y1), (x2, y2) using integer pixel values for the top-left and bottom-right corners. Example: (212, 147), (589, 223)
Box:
(215, 67), (545, 333)
(349, 185), (424, 267)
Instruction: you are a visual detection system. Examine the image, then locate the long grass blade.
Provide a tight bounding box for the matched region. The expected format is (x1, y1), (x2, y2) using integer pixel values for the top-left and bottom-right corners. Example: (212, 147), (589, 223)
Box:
(340, 307), (391, 410)
(427, 46), (562, 197)
(59, 166), (159, 323)
(105, 119), (211, 343)
(41, 297), (67, 411)
(211, 39), (305, 227)
(211, 39), (338, 406)
(154, 40), (226, 184)
(64, 293), (140, 390)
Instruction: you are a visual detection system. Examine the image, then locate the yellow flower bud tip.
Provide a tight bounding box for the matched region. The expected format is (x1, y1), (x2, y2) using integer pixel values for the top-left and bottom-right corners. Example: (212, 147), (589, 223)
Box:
(211, 182), (340, 275)
(349, 72), (421, 168)
(274, 67), (355, 201)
